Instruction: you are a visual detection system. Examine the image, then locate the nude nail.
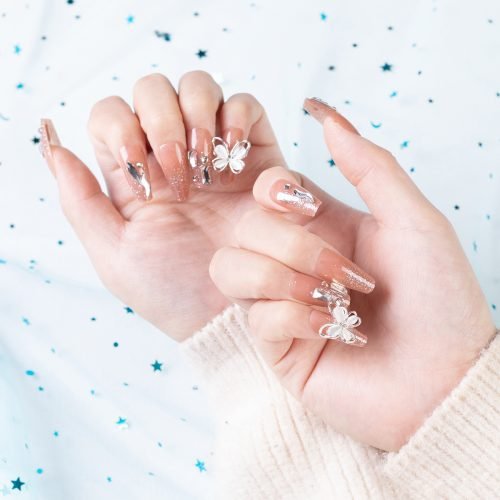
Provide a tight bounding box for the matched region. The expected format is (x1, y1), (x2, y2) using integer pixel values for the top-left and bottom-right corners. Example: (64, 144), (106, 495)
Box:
(189, 128), (212, 188)
(303, 97), (360, 134)
(289, 273), (326, 304)
(270, 179), (322, 217)
(119, 146), (152, 201)
(39, 119), (61, 174)
(158, 142), (190, 201)
(315, 248), (375, 294)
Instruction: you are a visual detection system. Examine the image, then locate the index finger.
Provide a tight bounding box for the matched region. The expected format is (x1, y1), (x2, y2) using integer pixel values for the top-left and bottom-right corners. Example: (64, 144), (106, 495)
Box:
(303, 97), (439, 228)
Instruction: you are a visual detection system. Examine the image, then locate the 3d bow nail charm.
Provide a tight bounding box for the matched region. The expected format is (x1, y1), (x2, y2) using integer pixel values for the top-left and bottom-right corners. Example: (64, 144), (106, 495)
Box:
(319, 305), (362, 344)
(212, 137), (251, 174)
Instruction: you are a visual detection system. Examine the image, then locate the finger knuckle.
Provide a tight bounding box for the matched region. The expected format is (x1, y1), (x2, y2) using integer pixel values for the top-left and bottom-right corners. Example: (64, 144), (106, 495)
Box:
(208, 247), (229, 283)
(228, 93), (262, 115)
(179, 70), (213, 85)
(133, 72), (169, 93)
(282, 227), (308, 256)
(248, 301), (269, 336)
(88, 96), (125, 131)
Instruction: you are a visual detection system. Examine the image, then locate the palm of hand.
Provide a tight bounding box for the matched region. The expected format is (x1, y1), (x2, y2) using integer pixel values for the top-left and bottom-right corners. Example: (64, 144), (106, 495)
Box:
(280, 198), (494, 451)
(96, 146), (283, 341)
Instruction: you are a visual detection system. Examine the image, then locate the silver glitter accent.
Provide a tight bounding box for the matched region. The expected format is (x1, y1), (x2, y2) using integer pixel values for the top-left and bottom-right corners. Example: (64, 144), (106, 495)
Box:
(275, 183), (319, 215)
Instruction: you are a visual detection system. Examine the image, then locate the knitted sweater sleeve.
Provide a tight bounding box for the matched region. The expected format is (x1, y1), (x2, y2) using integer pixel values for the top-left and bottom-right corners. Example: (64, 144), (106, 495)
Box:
(180, 304), (500, 499)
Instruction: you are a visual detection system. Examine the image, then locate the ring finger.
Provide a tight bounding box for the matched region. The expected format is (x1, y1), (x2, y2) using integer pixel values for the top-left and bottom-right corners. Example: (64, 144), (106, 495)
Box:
(133, 73), (190, 201)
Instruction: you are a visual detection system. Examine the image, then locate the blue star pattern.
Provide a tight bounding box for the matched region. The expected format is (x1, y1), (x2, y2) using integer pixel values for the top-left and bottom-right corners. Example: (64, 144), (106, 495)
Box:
(11, 478), (25, 491)
(195, 460), (207, 472)
(0, 1), (499, 499)
(151, 360), (163, 372)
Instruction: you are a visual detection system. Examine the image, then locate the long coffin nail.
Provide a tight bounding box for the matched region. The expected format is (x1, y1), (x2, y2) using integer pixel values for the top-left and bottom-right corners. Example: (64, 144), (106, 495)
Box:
(303, 97), (360, 134)
(39, 118), (61, 174)
(158, 142), (190, 201)
(188, 128), (212, 188)
(119, 146), (152, 201)
(219, 127), (245, 185)
(315, 248), (375, 294)
(270, 179), (322, 216)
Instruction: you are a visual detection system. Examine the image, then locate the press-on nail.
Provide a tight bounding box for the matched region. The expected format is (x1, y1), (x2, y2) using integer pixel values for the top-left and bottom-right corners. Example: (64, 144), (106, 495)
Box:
(39, 119), (61, 174)
(158, 142), (190, 201)
(303, 97), (360, 134)
(315, 248), (375, 293)
(270, 179), (322, 216)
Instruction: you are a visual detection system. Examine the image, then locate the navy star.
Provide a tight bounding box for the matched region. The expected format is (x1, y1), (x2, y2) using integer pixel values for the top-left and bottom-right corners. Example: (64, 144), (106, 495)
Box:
(154, 30), (171, 41)
(328, 159), (335, 167)
(11, 477), (25, 491)
(124, 306), (134, 314)
(196, 49), (207, 59)
(381, 63), (393, 72)
(32, 136), (40, 144)
(151, 360), (163, 372)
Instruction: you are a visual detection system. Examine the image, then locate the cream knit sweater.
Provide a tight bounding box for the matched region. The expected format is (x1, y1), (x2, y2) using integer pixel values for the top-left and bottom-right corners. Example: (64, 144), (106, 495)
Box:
(181, 305), (500, 499)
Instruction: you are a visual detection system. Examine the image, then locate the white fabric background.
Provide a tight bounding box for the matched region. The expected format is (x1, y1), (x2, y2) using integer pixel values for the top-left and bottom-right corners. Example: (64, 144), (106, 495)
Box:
(0, 0), (499, 498)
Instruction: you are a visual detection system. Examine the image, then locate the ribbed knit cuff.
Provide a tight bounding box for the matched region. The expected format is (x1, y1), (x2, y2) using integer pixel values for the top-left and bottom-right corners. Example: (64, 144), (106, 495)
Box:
(382, 330), (500, 499)
(179, 304), (274, 413)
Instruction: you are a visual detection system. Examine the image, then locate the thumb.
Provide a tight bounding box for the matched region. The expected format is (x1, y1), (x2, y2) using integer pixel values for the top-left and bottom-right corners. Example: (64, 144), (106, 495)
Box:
(303, 98), (438, 228)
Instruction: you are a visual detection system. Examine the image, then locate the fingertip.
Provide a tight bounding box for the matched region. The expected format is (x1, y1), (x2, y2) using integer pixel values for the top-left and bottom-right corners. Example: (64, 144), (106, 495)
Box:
(253, 166), (322, 217)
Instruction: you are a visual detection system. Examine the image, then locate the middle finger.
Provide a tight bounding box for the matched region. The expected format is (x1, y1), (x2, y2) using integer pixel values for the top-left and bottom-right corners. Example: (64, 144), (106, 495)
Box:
(235, 209), (376, 294)
(133, 73), (190, 201)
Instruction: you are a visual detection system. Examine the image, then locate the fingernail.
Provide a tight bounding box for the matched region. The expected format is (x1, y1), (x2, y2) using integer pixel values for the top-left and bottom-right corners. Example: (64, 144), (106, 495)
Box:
(315, 248), (375, 293)
(158, 142), (190, 201)
(289, 273), (326, 304)
(188, 128), (212, 188)
(39, 118), (61, 174)
(119, 146), (152, 201)
(270, 179), (322, 217)
(303, 97), (360, 134)
(219, 127), (245, 186)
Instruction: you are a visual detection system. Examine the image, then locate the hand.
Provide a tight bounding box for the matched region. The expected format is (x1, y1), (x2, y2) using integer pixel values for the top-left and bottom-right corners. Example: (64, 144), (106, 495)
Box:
(209, 98), (497, 452)
(40, 71), (285, 341)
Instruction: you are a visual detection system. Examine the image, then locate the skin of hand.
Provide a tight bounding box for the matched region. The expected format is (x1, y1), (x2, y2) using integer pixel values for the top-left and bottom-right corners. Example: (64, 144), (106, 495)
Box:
(209, 100), (498, 452)
(40, 71), (286, 341)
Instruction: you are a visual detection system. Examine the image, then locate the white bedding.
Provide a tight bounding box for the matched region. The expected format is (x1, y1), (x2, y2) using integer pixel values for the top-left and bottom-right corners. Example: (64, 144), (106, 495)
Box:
(0, 0), (499, 498)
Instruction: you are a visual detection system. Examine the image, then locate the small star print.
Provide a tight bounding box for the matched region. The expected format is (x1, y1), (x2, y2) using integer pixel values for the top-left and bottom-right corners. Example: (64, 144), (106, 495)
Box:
(11, 477), (25, 491)
(400, 140), (409, 149)
(328, 159), (335, 167)
(124, 306), (134, 314)
(32, 136), (40, 144)
(381, 63), (393, 72)
(151, 360), (163, 372)
(116, 417), (129, 429)
(196, 49), (207, 58)
(320, 12), (327, 21)
(126, 15), (134, 23)
(154, 30), (171, 41)
(195, 460), (206, 472)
